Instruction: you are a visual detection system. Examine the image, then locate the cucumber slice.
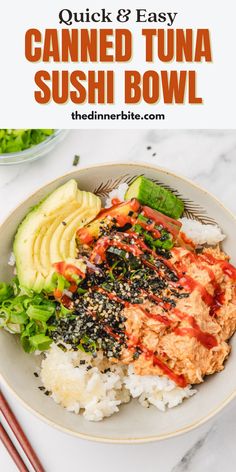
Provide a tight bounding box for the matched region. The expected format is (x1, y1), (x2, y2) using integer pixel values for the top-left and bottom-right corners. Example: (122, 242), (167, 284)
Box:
(125, 176), (184, 219)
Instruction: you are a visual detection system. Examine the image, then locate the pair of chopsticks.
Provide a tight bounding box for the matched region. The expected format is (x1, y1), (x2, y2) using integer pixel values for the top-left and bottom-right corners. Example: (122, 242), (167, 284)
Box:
(0, 390), (45, 472)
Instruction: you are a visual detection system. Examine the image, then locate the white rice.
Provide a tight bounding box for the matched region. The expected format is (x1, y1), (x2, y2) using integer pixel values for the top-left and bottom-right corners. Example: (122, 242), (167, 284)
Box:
(40, 344), (195, 421)
(105, 183), (128, 208)
(180, 217), (225, 245)
(40, 344), (129, 422)
(124, 365), (195, 411)
(8, 252), (16, 266)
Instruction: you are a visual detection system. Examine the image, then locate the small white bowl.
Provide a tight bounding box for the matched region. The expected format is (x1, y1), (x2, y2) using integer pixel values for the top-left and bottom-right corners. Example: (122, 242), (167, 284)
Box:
(0, 130), (68, 165)
(0, 162), (236, 443)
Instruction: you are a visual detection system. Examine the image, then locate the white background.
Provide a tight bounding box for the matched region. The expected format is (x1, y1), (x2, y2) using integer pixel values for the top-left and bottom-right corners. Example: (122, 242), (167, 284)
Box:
(1, 130), (236, 471)
(0, 0), (236, 128)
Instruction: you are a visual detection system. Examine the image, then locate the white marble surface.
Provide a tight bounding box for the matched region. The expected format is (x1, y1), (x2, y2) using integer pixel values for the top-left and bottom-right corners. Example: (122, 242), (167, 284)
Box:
(1, 129), (236, 472)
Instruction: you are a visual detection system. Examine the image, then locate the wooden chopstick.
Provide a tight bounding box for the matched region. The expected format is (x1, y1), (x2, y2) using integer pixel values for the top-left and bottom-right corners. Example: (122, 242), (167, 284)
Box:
(0, 422), (29, 472)
(0, 390), (45, 472)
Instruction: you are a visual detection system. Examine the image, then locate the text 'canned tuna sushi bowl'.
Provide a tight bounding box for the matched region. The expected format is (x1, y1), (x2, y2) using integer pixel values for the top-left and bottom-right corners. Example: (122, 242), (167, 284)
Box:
(1, 175), (236, 422)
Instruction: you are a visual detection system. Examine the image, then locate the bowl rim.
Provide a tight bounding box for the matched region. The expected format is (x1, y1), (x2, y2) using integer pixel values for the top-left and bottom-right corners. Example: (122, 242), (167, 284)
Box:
(1, 160), (236, 444)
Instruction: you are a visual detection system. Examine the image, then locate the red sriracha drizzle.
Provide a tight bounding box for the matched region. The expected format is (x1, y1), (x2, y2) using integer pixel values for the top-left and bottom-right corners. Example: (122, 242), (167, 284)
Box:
(127, 336), (187, 388)
(179, 276), (214, 306)
(97, 287), (171, 325)
(104, 325), (121, 341)
(173, 309), (218, 349)
(74, 200), (236, 386)
(90, 236), (143, 263)
(138, 306), (171, 326)
(53, 262), (85, 282)
(173, 249), (235, 316)
(77, 198), (180, 245)
(77, 199), (141, 245)
(143, 291), (173, 312)
(96, 287), (129, 306)
(91, 232), (220, 350)
(209, 286), (225, 317)
(116, 231), (179, 280)
(97, 286), (214, 386)
(173, 251), (215, 306)
(152, 354), (187, 388)
(199, 253), (236, 280)
(141, 205), (181, 238)
(184, 250), (236, 282)
(88, 283), (217, 386)
(60, 294), (72, 308)
(111, 198), (121, 206)
(115, 215), (161, 239)
(174, 326), (217, 350)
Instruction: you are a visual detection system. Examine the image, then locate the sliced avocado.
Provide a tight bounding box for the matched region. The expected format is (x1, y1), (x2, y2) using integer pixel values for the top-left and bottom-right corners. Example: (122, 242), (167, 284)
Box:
(14, 179), (101, 292)
(125, 176), (184, 219)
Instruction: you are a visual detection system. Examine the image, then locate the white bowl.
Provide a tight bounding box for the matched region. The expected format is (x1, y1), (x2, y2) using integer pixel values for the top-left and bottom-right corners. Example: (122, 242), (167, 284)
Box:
(1, 162), (236, 443)
(0, 130), (68, 165)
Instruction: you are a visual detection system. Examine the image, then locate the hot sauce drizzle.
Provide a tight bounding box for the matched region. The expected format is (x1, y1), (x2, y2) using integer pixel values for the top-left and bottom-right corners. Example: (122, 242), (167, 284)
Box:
(97, 287), (171, 325)
(152, 354), (187, 388)
(199, 253), (236, 280)
(127, 336), (187, 388)
(173, 309), (217, 349)
(179, 276), (214, 306)
(88, 235), (234, 385)
(76, 202), (236, 387)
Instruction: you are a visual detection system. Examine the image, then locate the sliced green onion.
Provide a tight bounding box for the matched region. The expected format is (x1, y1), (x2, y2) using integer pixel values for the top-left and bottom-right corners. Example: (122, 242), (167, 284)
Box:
(78, 335), (97, 353)
(0, 129), (54, 154)
(137, 214), (148, 223)
(0, 278), (57, 352)
(26, 305), (55, 322)
(70, 273), (82, 284)
(77, 287), (87, 295)
(9, 312), (28, 325)
(0, 283), (13, 302)
(46, 272), (70, 293)
(60, 304), (73, 316)
(108, 260), (120, 281)
(28, 334), (52, 351)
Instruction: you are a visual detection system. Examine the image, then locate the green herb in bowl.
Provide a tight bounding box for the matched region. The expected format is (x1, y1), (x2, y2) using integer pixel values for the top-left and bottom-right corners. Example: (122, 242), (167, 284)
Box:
(0, 129), (54, 153)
